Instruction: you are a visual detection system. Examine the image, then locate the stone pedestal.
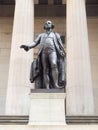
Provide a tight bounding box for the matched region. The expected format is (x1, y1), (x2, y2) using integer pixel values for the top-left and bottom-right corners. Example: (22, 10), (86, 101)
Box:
(29, 89), (66, 125)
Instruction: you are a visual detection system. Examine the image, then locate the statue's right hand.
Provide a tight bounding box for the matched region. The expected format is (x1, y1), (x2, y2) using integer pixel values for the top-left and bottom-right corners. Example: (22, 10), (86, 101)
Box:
(20, 45), (29, 51)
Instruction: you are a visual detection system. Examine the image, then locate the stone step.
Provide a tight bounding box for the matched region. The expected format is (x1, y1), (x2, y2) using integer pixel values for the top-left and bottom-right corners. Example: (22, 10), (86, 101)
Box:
(0, 116), (28, 125)
(66, 116), (98, 124)
(0, 116), (98, 125)
(0, 125), (98, 130)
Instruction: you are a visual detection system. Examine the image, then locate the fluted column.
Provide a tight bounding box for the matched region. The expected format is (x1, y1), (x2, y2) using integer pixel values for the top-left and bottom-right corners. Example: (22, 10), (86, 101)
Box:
(6, 0), (34, 115)
(66, 0), (94, 115)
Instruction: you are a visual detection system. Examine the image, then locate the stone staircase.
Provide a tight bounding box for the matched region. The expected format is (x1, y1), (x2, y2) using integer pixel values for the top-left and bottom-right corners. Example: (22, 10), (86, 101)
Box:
(0, 116), (98, 130)
(0, 116), (28, 125)
(0, 124), (98, 130)
(0, 116), (98, 125)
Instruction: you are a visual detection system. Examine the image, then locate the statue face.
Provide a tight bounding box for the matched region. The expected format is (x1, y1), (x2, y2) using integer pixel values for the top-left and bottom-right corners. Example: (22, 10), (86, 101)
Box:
(44, 21), (53, 30)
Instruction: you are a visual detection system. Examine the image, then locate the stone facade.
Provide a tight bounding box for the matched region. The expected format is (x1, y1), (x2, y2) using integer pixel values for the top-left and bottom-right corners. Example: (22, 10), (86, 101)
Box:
(0, 0), (98, 121)
(0, 16), (98, 115)
(0, 17), (12, 114)
(88, 17), (98, 115)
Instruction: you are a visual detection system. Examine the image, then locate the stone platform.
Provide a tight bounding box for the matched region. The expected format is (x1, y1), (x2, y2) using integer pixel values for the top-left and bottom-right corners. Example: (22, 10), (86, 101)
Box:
(0, 125), (98, 130)
(29, 89), (66, 125)
(30, 88), (65, 93)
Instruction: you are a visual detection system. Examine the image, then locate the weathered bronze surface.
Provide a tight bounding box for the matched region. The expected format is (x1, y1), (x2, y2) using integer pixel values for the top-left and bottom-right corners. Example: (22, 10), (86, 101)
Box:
(20, 21), (66, 89)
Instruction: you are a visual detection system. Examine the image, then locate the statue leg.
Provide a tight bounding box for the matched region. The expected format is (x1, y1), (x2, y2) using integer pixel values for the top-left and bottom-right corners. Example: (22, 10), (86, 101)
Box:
(42, 53), (50, 89)
(49, 52), (59, 88)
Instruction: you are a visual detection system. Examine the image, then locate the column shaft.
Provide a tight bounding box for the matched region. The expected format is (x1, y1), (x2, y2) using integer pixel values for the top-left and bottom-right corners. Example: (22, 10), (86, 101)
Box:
(6, 0), (34, 115)
(66, 0), (94, 115)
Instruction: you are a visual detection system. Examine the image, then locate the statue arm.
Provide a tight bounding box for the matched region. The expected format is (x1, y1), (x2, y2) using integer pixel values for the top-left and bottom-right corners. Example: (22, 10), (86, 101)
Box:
(56, 33), (64, 49)
(55, 33), (66, 56)
(29, 34), (41, 48)
(27, 41), (38, 49)
(20, 34), (41, 51)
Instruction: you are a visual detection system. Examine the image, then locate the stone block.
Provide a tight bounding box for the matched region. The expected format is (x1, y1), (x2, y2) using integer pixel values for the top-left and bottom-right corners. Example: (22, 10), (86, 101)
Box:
(29, 91), (66, 125)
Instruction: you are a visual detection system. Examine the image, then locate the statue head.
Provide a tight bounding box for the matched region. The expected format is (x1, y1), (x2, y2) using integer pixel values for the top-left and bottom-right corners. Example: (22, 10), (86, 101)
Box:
(44, 20), (54, 30)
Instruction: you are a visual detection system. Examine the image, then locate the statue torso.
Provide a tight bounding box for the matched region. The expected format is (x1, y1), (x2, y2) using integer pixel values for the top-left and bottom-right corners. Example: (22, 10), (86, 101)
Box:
(40, 32), (56, 54)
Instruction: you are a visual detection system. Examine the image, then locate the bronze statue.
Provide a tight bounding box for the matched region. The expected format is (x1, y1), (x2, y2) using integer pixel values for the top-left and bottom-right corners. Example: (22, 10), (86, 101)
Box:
(20, 21), (66, 89)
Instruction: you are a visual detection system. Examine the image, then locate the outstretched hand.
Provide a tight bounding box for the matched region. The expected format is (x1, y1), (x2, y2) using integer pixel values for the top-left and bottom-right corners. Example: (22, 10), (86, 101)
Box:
(20, 45), (29, 51)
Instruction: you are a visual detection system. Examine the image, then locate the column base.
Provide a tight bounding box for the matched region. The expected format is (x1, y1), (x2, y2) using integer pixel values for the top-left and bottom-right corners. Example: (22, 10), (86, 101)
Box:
(28, 89), (66, 125)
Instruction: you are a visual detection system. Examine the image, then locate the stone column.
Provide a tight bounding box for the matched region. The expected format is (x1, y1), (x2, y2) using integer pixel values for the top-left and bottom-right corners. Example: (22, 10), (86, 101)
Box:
(5, 0), (34, 115)
(66, 0), (94, 115)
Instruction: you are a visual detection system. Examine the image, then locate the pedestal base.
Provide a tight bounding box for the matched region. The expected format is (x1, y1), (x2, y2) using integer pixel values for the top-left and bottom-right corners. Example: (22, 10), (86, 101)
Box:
(29, 90), (66, 125)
